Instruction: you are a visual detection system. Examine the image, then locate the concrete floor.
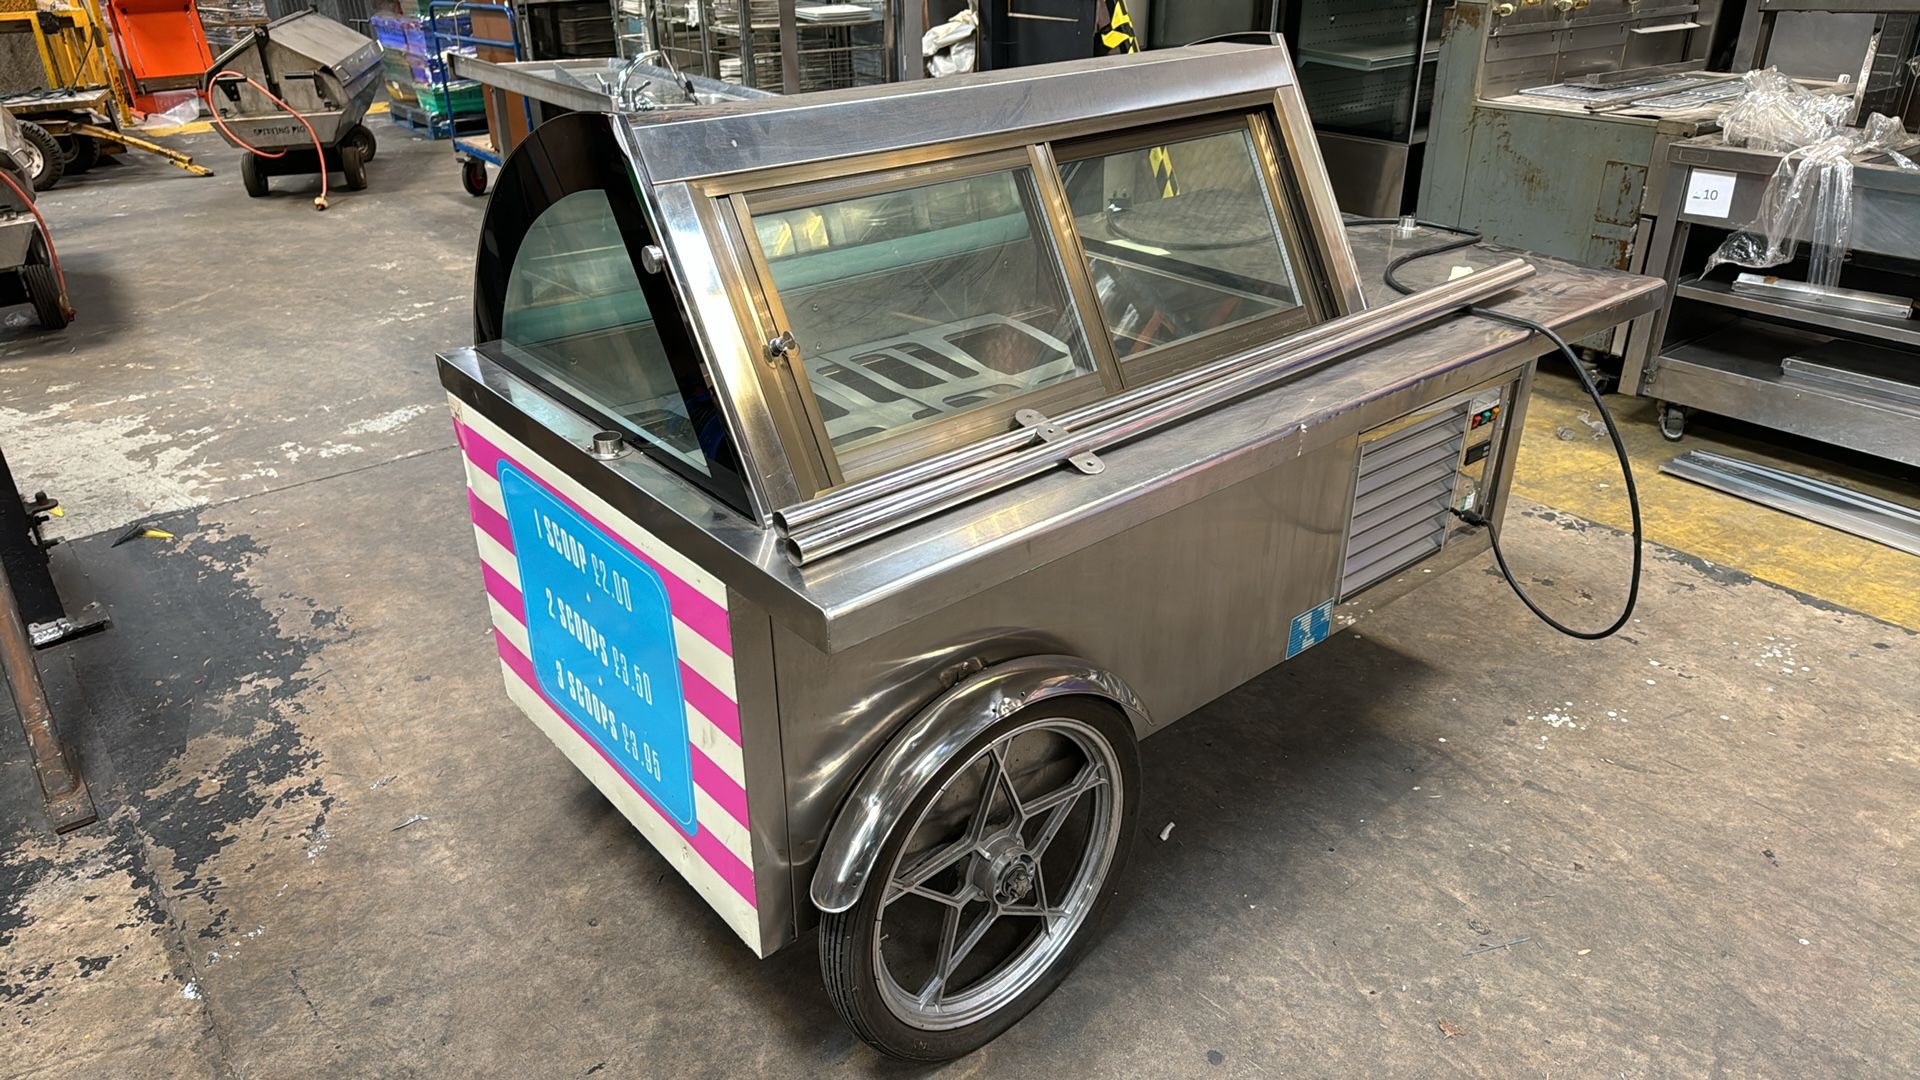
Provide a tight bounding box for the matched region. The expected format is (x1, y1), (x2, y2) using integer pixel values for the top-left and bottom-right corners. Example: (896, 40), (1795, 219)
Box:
(2, 126), (1917, 1079)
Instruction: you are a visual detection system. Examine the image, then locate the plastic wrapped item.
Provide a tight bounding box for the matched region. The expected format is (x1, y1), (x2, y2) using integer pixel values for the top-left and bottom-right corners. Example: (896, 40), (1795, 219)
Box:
(139, 93), (204, 130)
(923, 6), (976, 78)
(1717, 68), (1855, 152)
(1704, 70), (1919, 287)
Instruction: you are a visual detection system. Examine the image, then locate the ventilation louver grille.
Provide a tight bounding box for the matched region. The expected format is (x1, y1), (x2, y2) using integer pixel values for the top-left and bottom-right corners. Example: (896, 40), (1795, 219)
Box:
(1340, 402), (1470, 598)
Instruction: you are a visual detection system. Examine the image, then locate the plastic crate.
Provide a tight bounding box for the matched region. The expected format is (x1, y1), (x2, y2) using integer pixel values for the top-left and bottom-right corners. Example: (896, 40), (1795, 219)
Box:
(381, 52), (421, 103)
(384, 77), (420, 105)
(416, 13), (471, 53)
(369, 13), (413, 50)
(411, 78), (484, 119)
(381, 43), (461, 84)
(387, 99), (486, 138)
(369, 12), (471, 56)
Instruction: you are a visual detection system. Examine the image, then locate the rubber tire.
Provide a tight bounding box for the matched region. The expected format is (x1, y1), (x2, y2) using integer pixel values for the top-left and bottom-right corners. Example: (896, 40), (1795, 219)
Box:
(240, 153), (268, 197)
(818, 695), (1141, 1062)
(341, 144), (367, 191)
(19, 121), (63, 192)
(1659, 403), (1687, 442)
(60, 134), (99, 174)
(461, 157), (488, 197)
(23, 261), (69, 331)
(346, 124), (377, 162)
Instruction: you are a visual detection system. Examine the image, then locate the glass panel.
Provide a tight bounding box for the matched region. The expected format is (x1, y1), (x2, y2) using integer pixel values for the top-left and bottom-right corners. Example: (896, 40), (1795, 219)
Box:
(1149, 0), (1270, 47)
(501, 189), (727, 478)
(1056, 127), (1308, 360)
(752, 168), (1096, 455)
(1290, 0), (1444, 143)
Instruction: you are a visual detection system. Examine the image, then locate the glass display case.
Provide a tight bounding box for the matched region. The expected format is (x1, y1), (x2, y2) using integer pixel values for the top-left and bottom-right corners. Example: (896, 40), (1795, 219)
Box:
(1282, 0), (1447, 214)
(1144, 0), (1448, 214)
(471, 60), (1353, 500)
(437, 41), (1659, 1062)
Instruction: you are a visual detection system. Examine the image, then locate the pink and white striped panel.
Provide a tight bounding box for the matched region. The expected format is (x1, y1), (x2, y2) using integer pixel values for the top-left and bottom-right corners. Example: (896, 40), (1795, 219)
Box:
(448, 396), (763, 955)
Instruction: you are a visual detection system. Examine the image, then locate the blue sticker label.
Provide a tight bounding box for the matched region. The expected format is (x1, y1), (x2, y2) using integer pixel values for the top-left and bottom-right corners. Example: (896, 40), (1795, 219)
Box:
(499, 464), (697, 834)
(1285, 599), (1334, 660)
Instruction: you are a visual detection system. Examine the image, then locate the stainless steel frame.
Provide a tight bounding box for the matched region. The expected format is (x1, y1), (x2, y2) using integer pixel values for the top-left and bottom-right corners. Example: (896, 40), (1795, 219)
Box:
(438, 44), (1662, 994)
(622, 42), (1368, 521)
(1623, 133), (1920, 466)
(1735, 0), (1920, 126)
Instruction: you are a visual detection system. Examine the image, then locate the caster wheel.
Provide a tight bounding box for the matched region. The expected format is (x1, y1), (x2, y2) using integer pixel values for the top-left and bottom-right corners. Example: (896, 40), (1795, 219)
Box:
(23, 246), (69, 330)
(1574, 355), (1619, 396)
(16, 121), (64, 191)
(818, 696), (1139, 1061)
(1659, 403), (1688, 442)
(346, 124), (377, 162)
(461, 157), (488, 197)
(241, 153), (269, 197)
(341, 144), (368, 191)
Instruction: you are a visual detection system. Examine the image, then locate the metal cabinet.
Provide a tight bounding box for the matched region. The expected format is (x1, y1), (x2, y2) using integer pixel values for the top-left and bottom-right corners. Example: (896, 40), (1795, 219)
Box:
(1419, 0), (1735, 361)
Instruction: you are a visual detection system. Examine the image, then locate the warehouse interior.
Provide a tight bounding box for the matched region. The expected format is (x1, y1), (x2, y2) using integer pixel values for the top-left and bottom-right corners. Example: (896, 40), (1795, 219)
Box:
(2, 1), (1917, 1076)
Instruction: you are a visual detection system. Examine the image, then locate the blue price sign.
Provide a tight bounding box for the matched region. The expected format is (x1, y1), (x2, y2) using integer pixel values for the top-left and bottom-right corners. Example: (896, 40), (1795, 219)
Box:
(499, 464), (697, 833)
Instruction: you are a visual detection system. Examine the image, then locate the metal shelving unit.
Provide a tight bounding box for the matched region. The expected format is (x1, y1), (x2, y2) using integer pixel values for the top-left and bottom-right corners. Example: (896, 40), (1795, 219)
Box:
(1625, 135), (1920, 467)
(653, 0), (890, 92)
(1618, 0), (1920, 466)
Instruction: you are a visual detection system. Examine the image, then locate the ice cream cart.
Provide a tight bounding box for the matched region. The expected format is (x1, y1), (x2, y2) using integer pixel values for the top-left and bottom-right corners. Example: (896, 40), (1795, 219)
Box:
(437, 42), (1660, 1060)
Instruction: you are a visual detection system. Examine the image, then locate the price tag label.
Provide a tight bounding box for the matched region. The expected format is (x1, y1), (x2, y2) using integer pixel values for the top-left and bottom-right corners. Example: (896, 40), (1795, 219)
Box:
(500, 463), (698, 834)
(1684, 169), (1737, 219)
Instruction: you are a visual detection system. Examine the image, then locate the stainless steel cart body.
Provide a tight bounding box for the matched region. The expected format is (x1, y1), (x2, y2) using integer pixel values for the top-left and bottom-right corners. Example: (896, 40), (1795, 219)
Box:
(205, 11), (381, 149)
(0, 108), (69, 329)
(204, 10), (381, 196)
(436, 42), (1658, 1056)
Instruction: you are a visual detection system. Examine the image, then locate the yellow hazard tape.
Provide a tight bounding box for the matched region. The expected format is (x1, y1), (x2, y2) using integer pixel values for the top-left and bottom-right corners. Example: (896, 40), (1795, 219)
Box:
(1148, 144), (1178, 198)
(1100, 0), (1139, 53)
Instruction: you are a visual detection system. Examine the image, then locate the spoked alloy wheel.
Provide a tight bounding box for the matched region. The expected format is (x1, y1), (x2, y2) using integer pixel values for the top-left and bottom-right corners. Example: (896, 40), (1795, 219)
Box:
(821, 697), (1139, 1061)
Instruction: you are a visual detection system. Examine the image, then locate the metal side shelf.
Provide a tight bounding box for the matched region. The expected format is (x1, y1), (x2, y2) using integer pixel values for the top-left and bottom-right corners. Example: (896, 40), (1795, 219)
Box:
(1646, 317), (1920, 468)
(1673, 278), (1920, 351)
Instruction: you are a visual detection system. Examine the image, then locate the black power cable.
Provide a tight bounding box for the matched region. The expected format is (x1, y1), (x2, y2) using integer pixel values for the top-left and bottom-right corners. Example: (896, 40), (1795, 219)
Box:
(1349, 217), (1643, 640)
